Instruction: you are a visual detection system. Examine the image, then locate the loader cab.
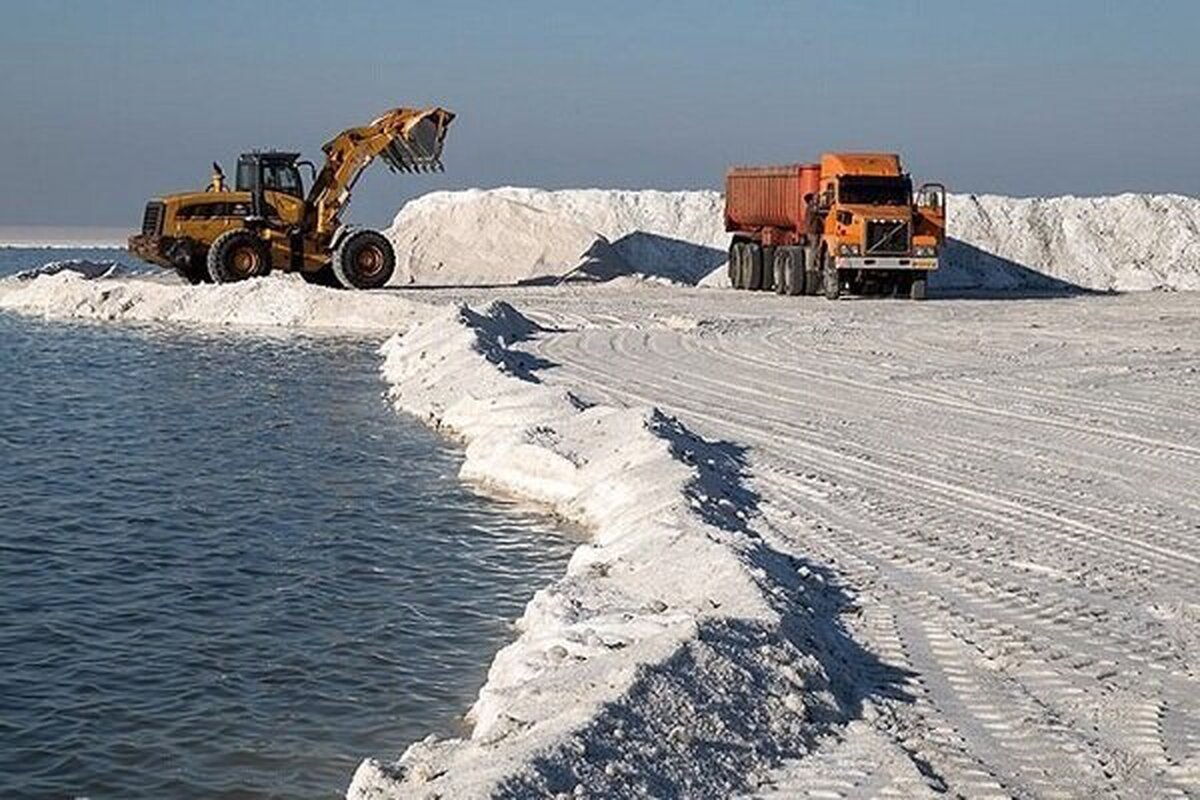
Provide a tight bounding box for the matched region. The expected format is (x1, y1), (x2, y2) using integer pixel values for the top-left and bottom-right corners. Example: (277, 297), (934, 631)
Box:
(235, 152), (304, 199)
(234, 151), (308, 225)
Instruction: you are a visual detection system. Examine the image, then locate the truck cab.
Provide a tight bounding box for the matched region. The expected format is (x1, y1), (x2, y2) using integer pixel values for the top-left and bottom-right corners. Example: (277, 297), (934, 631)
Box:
(816, 153), (945, 298)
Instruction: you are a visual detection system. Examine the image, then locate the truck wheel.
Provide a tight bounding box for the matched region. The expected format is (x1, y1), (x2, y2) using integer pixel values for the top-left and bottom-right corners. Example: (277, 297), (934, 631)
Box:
(761, 246), (776, 292)
(785, 248), (806, 296)
(822, 250), (841, 300)
(805, 244), (822, 296)
(333, 229), (395, 289)
(910, 276), (928, 301)
(727, 243), (739, 286)
(774, 247), (803, 296)
(732, 243), (746, 289)
(746, 243), (763, 290)
(207, 229), (271, 283)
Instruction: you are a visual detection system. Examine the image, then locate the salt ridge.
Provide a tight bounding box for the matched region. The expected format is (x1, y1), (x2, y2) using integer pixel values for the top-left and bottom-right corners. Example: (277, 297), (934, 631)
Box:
(349, 301), (858, 798)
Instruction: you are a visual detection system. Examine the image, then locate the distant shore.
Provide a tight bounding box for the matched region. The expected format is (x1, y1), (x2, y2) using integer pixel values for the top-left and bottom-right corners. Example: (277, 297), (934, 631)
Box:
(0, 226), (128, 249)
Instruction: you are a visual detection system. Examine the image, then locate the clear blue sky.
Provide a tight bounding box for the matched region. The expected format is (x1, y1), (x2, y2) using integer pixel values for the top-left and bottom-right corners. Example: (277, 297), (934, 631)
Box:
(1, 0), (1197, 227)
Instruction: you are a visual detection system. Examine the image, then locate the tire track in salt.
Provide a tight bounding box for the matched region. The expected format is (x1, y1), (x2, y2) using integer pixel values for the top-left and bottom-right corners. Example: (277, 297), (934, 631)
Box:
(590, 326), (1200, 587)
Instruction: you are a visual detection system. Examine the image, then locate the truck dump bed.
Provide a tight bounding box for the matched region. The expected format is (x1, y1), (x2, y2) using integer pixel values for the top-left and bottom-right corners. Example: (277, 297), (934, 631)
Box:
(724, 164), (820, 233)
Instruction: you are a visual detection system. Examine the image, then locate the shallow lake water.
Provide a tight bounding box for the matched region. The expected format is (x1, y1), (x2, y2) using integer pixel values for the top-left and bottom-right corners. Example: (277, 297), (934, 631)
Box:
(0, 249), (576, 798)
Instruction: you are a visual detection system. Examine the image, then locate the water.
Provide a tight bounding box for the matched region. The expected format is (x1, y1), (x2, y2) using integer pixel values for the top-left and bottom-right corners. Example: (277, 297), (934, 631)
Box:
(0, 249), (577, 798)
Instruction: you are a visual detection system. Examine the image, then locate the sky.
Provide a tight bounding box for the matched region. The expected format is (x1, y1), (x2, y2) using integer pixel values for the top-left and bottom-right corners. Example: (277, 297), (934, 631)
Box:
(1, 0), (1198, 228)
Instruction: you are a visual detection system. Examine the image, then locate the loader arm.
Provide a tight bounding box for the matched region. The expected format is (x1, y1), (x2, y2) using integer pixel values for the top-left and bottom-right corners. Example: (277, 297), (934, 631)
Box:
(306, 106), (455, 236)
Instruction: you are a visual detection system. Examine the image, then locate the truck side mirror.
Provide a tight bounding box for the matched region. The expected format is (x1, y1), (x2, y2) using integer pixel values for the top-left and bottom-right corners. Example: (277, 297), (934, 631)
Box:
(918, 183), (946, 211)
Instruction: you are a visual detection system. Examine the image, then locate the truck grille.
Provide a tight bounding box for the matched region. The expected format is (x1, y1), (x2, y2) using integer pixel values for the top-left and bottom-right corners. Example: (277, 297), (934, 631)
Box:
(865, 219), (909, 255)
(141, 201), (164, 236)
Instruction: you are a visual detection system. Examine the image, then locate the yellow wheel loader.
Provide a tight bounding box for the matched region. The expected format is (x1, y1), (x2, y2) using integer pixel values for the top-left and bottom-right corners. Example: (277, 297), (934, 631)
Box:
(128, 106), (454, 289)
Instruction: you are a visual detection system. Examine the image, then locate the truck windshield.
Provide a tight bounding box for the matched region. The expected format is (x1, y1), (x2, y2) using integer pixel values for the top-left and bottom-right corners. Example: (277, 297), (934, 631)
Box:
(839, 176), (912, 206)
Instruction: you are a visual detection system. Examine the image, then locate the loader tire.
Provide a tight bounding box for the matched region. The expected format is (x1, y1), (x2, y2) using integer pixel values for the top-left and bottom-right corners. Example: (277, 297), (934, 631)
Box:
(910, 276), (928, 301)
(746, 243), (764, 291)
(333, 229), (395, 290)
(822, 250), (841, 300)
(207, 229), (270, 283)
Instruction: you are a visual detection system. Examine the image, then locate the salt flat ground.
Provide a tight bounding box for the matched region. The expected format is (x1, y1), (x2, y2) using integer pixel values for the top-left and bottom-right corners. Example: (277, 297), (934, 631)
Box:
(400, 286), (1200, 798)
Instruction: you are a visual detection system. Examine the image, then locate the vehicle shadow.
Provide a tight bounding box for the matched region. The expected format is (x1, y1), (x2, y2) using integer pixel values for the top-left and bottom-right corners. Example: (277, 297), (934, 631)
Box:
(487, 319), (914, 797)
(385, 234), (1112, 301)
(557, 233), (727, 285)
(389, 233), (728, 288)
(606, 231), (727, 285)
(932, 238), (1104, 300)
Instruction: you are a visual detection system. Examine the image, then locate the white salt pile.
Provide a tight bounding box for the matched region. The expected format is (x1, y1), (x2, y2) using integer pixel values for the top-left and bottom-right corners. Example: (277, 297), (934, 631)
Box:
(386, 188), (728, 286)
(939, 193), (1200, 292)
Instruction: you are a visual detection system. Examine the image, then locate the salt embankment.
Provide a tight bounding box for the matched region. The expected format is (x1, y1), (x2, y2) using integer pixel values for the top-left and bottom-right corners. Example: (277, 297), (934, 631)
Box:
(348, 301), (856, 798)
(0, 271), (428, 333)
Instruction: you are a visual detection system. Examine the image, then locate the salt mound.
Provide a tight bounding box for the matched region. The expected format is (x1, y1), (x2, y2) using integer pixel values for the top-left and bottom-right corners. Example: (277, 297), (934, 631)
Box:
(387, 187), (1200, 292)
(939, 193), (1200, 292)
(386, 191), (628, 286)
(484, 187), (729, 283)
(0, 271), (430, 332)
(387, 187), (728, 286)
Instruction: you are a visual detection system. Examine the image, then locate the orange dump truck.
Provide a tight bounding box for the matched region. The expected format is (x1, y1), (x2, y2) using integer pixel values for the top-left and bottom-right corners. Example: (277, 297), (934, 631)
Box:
(725, 153), (945, 299)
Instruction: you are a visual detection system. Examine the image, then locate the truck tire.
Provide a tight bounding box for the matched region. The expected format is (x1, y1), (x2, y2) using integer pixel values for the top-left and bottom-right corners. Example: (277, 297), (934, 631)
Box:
(744, 243), (763, 290)
(785, 247), (805, 296)
(727, 243), (739, 286)
(760, 246), (776, 292)
(733, 243), (747, 289)
(333, 229), (395, 290)
(207, 229), (271, 283)
(805, 244), (822, 296)
(774, 247), (804, 296)
(910, 276), (928, 301)
(822, 249), (841, 300)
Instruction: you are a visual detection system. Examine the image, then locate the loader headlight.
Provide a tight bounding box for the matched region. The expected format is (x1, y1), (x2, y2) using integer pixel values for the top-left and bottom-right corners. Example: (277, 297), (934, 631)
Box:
(914, 245), (937, 257)
(838, 243), (861, 256)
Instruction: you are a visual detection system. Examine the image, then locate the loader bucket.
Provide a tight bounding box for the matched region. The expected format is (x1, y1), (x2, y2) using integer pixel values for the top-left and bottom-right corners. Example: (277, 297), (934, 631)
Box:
(379, 107), (455, 173)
